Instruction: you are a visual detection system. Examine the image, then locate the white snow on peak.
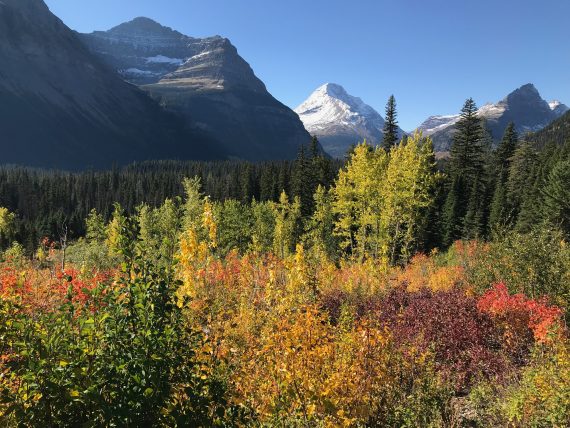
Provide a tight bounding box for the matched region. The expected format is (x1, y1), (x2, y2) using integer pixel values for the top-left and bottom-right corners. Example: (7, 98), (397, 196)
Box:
(549, 100), (569, 113)
(295, 83), (383, 131)
(145, 55), (184, 65)
(416, 115), (460, 135)
(186, 51), (213, 63)
(416, 102), (506, 135)
(477, 102), (507, 119)
(122, 68), (157, 76)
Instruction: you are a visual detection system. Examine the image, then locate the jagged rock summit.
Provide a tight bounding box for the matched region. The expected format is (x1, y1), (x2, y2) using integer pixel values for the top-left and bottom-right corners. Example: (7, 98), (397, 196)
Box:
(81, 18), (311, 160)
(295, 83), (406, 158)
(420, 84), (568, 152)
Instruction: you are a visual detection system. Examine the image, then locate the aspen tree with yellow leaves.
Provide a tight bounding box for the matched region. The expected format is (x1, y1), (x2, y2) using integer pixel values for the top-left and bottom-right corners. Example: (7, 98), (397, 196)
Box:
(332, 133), (438, 264)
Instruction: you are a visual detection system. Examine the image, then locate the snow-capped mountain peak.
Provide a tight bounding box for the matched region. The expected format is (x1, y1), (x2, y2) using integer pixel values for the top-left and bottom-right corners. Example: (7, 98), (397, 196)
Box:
(549, 100), (569, 116)
(416, 115), (460, 136)
(295, 83), (405, 158)
(295, 83), (379, 130)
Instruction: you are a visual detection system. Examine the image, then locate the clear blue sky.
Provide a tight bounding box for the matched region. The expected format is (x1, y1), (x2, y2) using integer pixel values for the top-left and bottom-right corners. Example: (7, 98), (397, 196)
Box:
(45, 0), (569, 131)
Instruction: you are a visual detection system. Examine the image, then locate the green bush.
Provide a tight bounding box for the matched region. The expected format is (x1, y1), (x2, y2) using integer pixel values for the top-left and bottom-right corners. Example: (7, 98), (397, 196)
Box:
(0, 236), (238, 426)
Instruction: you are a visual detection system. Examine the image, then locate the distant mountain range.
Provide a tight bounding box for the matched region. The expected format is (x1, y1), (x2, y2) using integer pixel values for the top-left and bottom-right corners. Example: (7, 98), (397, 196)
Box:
(417, 84), (569, 152)
(0, 0), (567, 168)
(80, 17), (311, 161)
(295, 83), (406, 158)
(296, 83), (567, 157)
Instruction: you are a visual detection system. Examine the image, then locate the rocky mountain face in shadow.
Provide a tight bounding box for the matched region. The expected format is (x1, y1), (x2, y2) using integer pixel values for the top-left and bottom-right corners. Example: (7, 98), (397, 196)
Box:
(0, 0), (222, 169)
(81, 18), (312, 160)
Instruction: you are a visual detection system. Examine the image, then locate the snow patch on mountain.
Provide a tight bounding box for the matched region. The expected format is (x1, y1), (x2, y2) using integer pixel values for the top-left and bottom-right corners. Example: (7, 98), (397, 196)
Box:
(478, 102), (507, 119)
(123, 68), (158, 76)
(549, 100), (569, 116)
(145, 55), (184, 65)
(416, 115), (460, 135)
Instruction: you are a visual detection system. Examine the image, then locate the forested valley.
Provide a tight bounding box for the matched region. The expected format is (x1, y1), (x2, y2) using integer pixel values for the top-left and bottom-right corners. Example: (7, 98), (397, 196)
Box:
(0, 100), (569, 426)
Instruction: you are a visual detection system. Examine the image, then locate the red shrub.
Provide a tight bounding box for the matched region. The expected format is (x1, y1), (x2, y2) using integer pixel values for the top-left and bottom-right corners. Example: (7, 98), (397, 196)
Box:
(375, 287), (511, 392)
(477, 282), (563, 344)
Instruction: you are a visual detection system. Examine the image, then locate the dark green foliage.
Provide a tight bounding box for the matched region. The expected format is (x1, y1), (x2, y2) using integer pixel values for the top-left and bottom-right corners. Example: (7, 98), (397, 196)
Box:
(507, 142), (538, 219)
(489, 123), (519, 230)
(0, 159), (341, 253)
(529, 110), (570, 148)
(382, 95), (399, 150)
(0, 222), (238, 426)
(442, 99), (487, 244)
(541, 160), (570, 236)
(291, 137), (336, 217)
(449, 98), (485, 179)
(0, 125), (569, 258)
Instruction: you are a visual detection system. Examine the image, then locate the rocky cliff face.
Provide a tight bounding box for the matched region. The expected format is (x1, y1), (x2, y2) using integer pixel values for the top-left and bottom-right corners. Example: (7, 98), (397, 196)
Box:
(81, 18), (311, 160)
(0, 0), (221, 169)
(295, 83), (406, 158)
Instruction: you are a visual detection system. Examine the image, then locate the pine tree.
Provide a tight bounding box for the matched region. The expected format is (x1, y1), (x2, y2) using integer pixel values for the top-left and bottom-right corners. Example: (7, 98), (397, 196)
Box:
(541, 159), (570, 235)
(382, 95), (399, 150)
(507, 141), (538, 219)
(442, 98), (485, 244)
(462, 173), (486, 239)
(489, 123), (518, 230)
(292, 145), (315, 217)
(449, 98), (484, 178)
(495, 123), (518, 172)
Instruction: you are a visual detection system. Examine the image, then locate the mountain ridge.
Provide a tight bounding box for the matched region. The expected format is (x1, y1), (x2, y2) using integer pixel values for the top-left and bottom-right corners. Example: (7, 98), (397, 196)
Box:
(81, 17), (311, 160)
(423, 84), (568, 152)
(295, 83), (405, 158)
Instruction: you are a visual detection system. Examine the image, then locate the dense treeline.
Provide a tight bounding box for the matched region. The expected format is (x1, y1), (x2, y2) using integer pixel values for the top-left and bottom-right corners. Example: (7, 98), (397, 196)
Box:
(0, 106), (569, 425)
(529, 110), (570, 149)
(0, 139), (340, 251)
(1, 99), (569, 259)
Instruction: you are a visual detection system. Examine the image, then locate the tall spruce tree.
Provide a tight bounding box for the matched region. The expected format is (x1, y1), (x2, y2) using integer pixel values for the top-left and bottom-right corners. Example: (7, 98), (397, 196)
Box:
(541, 159), (570, 235)
(507, 141), (538, 220)
(382, 95), (399, 150)
(489, 123), (518, 230)
(442, 98), (485, 245)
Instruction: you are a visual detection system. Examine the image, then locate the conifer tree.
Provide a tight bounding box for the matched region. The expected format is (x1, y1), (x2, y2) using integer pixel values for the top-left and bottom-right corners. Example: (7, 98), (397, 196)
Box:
(382, 95), (399, 150)
(507, 141), (538, 219)
(489, 123), (518, 229)
(495, 123), (518, 172)
(442, 98), (485, 244)
(462, 173), (486, 239)
(291, 145), (315, 217)
(541, 159), (570, 235)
